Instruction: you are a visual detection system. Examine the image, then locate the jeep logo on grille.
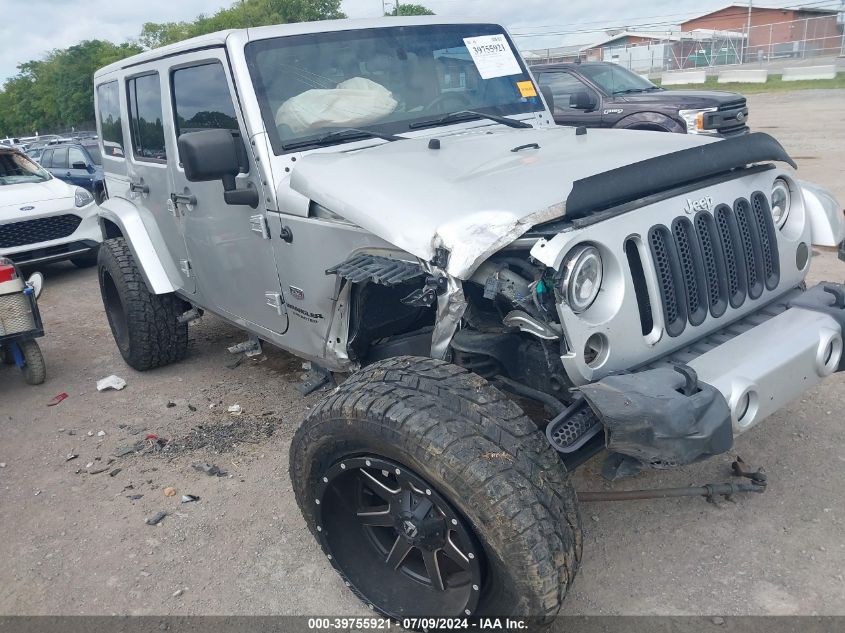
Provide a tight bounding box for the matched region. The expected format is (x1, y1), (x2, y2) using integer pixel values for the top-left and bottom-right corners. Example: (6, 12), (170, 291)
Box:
(683, 195), (713, 215)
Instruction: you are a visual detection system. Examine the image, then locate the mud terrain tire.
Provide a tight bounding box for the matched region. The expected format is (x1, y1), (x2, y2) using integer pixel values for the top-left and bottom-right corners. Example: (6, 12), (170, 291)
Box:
(290, 356), (582, 621)
(97, 237), (187, 371)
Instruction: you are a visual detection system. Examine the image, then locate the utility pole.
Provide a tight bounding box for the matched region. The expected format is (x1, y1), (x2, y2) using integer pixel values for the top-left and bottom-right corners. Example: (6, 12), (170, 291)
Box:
(744, 0), (753, 64)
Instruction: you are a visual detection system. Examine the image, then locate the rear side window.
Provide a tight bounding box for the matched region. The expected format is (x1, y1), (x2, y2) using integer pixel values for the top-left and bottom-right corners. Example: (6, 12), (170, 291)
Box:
(52, 148), (68, 169)
(40, 149), (54, 167)
(127, 73), (167, 162)
(172, 62), (238, 139)
(96, 81), (125, 158)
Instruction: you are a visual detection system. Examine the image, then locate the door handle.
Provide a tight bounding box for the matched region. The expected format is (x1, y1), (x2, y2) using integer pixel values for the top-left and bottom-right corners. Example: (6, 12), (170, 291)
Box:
(65, 171), (71, 177)
(129, 181), (149, 194)
(170, 191), (197, 207)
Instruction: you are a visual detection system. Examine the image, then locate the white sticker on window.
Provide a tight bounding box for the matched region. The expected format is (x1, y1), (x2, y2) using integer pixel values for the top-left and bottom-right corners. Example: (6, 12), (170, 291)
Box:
(463, 34), (521, 80)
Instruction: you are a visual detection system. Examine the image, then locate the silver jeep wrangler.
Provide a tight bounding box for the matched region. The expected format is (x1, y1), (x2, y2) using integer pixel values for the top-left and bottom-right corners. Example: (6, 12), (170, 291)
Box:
(93, 17), (845, 620)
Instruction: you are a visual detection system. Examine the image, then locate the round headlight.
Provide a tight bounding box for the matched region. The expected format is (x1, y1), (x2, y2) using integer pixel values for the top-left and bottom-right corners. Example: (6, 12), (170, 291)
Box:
(771, 178), (791, 228)
(560, 244), (603, 313)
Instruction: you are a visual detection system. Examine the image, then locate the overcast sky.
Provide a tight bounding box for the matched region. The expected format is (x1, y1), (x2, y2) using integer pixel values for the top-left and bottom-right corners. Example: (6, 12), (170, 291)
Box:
(0, 0), (840, 83)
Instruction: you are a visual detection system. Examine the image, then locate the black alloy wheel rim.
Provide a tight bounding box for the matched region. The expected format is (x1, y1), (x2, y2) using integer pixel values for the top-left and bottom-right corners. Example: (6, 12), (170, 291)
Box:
(315, 456), (483, 619)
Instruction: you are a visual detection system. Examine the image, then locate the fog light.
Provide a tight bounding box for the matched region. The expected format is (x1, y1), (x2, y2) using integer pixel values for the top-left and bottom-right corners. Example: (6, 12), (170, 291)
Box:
(796, 242), (809, 270)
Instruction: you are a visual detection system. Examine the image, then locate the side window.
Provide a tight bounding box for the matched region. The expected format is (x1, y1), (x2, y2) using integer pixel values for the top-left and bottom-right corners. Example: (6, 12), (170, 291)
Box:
(40, 149), (54, 168)
(127, 73), (167, 162)
(537, 72), (594, 113)
(68, 147), (87, 168)
(171, 62), (238, 140)
(52, 148), (68, 169)
(96, 81), (125, 158)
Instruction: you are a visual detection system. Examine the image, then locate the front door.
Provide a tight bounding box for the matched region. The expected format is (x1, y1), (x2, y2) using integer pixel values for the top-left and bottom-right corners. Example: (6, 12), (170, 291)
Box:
(535, 71), (602, 127)
(66, 146), (94, 191)
(165, 52), (288, 336)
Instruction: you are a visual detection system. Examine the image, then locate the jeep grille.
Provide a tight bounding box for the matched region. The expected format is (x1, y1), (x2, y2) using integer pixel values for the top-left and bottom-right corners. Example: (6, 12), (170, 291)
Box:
(0, 214), (82, 249)
(643, 192), (779, 337)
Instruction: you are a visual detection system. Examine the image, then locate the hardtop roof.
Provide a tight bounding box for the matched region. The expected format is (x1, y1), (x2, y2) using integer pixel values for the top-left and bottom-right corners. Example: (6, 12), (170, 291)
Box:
(95, 16), (499, 79)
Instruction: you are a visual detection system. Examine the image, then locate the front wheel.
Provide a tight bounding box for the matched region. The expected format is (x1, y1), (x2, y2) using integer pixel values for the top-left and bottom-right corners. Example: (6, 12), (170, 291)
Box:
(290, 357), (582, 621)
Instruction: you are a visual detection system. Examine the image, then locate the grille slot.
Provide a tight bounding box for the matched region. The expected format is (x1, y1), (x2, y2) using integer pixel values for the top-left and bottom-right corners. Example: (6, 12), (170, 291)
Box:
(0, 215), (82, 248)
(648, 225), (687, 337)
(640, 191), (779, 337)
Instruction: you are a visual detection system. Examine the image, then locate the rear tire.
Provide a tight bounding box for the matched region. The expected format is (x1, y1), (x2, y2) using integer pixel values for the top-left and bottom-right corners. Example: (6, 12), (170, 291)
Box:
(19, 339), (46, 385)
(97, 237), (188, 371)
(290, 356), (582, 621)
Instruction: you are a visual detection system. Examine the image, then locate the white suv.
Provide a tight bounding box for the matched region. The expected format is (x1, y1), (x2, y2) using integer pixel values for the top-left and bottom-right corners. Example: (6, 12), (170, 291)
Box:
(0, 146), (100, 267)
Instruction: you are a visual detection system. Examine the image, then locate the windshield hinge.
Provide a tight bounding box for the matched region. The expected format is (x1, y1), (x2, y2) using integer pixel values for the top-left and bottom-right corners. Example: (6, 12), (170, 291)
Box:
(179, 259), (192, 278)
(250, 214), (270, 239)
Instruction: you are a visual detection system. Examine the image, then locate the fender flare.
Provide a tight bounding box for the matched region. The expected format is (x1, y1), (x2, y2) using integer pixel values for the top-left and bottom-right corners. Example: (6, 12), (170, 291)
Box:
(613, 112), (685, 133)
(97, 197), (179, 295)
(799, 180), (845, 247)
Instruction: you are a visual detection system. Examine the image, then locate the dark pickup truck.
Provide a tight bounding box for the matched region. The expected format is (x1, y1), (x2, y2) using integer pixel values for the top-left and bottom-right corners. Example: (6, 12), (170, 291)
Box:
(533, 61), (749, 137)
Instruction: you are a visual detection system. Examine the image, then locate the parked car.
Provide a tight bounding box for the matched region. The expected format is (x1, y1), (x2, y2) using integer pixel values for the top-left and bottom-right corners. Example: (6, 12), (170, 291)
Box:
(38, 141), (106, 204)
(533, 61), (749, 136)
(93, 17), (844, 621)
(0, 146), (100, 267)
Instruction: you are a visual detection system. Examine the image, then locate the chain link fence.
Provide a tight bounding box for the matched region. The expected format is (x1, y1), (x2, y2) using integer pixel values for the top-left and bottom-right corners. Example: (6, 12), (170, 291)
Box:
(525, 14), (845, 74)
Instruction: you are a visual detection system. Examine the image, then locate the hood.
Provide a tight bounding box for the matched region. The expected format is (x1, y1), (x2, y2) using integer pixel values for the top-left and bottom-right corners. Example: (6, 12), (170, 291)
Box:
(290, 126), (718, 279)
(618, 89), (745, 107)
(0, 177), (74, 208)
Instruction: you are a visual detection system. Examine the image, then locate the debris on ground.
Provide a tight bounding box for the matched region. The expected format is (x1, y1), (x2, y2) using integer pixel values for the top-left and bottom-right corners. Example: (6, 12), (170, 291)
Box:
(161, 418), (276, 456)
(0, 463), (6, 468)
(163, 487), (177, 497)
(113, 443), (142, 457)
(227, 404), (242, 416)
(85, 462), (94, 469)
(97, 431), (106, 437)
(127, 494), (143, 501)
(47, 392), (68, 407)
(96, 375), (126, 392)
(225, 355), (244, 370)
(193, 462), (228, 477)
(181, 494), (200, 503)
(188, 405), (197, 412)
(88, 465), (110, 475)
(65, 453), (78, 462)
(86, 431), (93, 437)
(166, 401), (176, 408)
(145, 434), (168, 451)
(172, 588), (184, 598)
(109, 468), (122, 477)
(145, 511), (167, 526)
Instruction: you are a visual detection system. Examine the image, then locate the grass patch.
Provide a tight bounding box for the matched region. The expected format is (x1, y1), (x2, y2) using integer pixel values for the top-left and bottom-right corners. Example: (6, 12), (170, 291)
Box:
(657, 73), (845, 94)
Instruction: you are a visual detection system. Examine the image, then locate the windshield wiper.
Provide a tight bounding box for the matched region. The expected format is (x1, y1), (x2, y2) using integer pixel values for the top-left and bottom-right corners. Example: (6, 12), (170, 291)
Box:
(408, 110), (533, 130)
(612, 88), (648, 95)
(281, 128), (402, 151)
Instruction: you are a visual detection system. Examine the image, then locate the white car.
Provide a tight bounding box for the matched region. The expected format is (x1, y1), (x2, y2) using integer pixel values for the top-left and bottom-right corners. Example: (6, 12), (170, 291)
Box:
(0, 146), (100, 267)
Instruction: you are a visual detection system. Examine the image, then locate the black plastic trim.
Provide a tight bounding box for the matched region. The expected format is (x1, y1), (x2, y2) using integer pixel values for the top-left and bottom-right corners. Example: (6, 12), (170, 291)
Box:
(694, 211), (729, 318)
(648, 225), (687, 337)
(750, 191), (781, 291)
(565, 132), (796, 219)
(734, 198), (765, 300)
(672, 217), (709, 327)
(714, 204), (748, 309)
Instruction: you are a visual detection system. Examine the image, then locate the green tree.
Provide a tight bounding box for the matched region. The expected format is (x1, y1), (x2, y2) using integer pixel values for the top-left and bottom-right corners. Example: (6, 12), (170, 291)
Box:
(386, 3), (435, 16)
(141, 0), (346, 49)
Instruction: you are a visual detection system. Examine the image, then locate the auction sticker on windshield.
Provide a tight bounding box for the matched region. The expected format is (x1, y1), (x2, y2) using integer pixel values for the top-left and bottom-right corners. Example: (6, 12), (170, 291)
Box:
(463, 34), (521, 79)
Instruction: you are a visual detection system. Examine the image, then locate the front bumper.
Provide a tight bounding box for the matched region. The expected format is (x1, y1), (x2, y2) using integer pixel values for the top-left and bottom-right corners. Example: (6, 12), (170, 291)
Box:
(0, 202), (101, 265)
(580, 282), (844, 470)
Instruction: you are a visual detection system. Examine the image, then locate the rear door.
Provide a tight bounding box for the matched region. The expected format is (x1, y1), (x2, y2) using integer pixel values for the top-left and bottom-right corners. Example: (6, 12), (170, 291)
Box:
(535, 71), (603, 127)
(166, 51), (287, 335)
(124, 69), (195, 293)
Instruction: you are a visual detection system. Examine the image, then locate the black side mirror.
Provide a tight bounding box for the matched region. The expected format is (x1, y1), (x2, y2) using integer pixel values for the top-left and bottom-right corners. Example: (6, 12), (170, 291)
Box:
(539, 85), (555, 113)
(71, 161), (87, 170)
(177, 129), (258, 208)
(570, 91), (597, 111)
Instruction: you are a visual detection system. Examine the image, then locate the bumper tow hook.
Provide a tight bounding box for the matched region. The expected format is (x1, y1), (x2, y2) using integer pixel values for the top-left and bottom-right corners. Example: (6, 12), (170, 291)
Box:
(578, 456), (767, 504)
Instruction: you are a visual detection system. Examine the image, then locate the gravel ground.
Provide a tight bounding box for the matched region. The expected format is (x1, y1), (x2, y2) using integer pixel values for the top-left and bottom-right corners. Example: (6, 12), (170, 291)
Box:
(1, 90), (844, 618)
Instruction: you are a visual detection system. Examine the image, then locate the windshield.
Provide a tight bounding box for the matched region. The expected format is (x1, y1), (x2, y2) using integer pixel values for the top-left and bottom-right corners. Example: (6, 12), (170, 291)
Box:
(0, 150), (51, 185)
(246, 24), (543, 153)
(578, 64), (659, 95)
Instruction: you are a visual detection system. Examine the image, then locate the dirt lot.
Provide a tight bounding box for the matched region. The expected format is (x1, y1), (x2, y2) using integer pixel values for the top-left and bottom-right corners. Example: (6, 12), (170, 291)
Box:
(1, 90), (844, 618)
